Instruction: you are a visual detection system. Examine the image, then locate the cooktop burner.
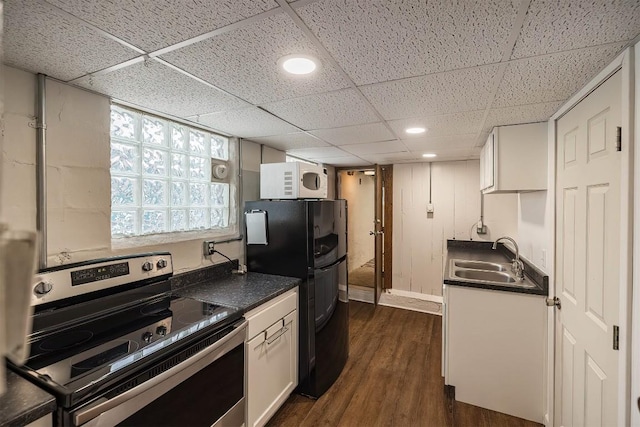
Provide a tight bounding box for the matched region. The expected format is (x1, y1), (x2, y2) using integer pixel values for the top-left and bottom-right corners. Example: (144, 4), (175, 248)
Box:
(20, 295), (241, 398)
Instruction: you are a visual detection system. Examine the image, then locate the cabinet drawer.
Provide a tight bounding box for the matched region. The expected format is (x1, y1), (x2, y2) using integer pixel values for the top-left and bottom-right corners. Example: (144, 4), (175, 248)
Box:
(245, 288), (297, 340)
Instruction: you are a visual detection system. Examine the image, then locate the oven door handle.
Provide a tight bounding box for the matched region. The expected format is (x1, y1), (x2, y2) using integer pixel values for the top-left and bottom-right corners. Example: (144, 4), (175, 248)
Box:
(74, 320), (246, 426)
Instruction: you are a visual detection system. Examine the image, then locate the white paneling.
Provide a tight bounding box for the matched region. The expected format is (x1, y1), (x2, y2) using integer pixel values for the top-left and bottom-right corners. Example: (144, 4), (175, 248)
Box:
(248, 132), (329, 151)
(194, 107), (299, 138)
(160, 13), (350, 104)
(297, 0), (519, 85)
(561, 328), (577, 427)
(309, 122), (394, 146)
(517, 191), (549, 271)
(392, 161), (518, 297)
(47, 0), (279, 52)
(387, 111), (485, 138)
(361, 65), (499, 120)
(512, 0), (640, 59)
(262, 89), (379, 130)
(493, 45), (626, 108)
(4, 0), (139, 81)
(584, 355), (606, 427)
(76, 60), (247, 118)
(587, 108), (609, 158)
(586, 184), (608, 329)
(562, 188), (577, 301)
(340, 140), (407, 156)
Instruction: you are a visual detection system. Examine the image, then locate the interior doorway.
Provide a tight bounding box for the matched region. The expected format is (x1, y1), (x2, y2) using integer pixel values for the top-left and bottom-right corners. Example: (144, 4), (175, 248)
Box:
(337, 165), (392, 305)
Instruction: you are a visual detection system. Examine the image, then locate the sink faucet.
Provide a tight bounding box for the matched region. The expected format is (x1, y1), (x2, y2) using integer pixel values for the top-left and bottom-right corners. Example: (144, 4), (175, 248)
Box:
(492, 236), (525, 281)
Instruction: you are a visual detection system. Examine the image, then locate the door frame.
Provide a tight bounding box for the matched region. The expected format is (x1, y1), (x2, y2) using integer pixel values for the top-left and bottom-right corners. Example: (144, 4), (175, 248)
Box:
(547, 46), (634, 426)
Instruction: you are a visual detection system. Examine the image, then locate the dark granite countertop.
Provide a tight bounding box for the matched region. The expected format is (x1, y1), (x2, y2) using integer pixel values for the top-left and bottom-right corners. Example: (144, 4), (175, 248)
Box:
(444, 240), (548, 296)
(173, 270), (300, 313)
(0, 366), (56, 427)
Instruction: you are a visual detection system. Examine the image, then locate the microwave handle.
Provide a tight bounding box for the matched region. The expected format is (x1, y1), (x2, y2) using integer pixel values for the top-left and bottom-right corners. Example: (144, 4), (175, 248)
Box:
(74, 320), (246, 426)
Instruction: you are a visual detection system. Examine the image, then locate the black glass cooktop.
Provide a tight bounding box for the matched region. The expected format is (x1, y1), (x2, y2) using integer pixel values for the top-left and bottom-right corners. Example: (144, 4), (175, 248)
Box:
(20, 295), (241, 396)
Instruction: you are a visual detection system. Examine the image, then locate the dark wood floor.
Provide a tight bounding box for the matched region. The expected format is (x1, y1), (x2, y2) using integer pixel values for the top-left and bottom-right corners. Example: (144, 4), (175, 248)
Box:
(268, 301), (542, 427)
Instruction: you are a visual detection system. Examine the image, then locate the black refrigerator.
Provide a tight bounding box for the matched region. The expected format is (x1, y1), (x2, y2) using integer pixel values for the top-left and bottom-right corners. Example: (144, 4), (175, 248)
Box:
(245, 199), (349, 398)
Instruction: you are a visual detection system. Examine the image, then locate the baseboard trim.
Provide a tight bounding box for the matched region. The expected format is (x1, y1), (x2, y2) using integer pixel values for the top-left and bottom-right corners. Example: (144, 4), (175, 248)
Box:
(349, 285), (374, 304)
(385, 288), (444, 304)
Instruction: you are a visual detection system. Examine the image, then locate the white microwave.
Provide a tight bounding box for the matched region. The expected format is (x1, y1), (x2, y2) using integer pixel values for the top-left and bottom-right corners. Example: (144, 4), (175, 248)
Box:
(260, 162), (328, 199)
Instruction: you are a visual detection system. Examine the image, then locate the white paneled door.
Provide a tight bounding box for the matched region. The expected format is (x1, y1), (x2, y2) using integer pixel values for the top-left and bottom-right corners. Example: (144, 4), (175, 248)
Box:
(555, 71), (622, 427)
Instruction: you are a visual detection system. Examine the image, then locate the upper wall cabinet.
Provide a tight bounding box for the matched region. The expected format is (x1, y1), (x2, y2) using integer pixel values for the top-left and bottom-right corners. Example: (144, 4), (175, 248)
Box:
(480, 122), (548, 193)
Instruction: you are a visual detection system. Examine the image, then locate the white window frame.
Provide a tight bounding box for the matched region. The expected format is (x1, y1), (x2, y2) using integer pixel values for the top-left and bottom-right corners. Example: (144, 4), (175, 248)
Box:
(109, 104), (239, 250)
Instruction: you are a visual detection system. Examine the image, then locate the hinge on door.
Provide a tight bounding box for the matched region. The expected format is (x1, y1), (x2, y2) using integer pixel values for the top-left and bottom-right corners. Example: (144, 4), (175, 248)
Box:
(616, 127), (622, 151)
(613, 325), (619, 350)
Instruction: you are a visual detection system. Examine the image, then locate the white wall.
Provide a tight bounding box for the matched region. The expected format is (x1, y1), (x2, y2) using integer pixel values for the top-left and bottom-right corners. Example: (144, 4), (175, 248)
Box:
(261, 145), (285, 163)
(1, 66), (247, 273)
(339, 171), (375, 271)
(392, 160), (518, 296)
(517, 191), (550, 272)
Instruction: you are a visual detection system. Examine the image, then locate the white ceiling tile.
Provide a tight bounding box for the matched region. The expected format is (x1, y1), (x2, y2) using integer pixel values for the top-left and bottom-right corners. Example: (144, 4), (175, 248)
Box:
(512, 0), (640, 59)
(316, 156), (372, 167)
(493, 45), (625, 108)
(286, 146), (350, 158)
(45, 0), (279, 52)
(406, 147), (478, 162)
(193, 107), (299, 138)
(309, 122), (395, 146)
(4, 0), (139, 81)
(388, 111), (485, 138)
(262, 89), (380, 129)
(360, 152), (419, 164)
(402, 135), (478, 152)
(361, 65), (500, 120)
(161, 13), (350, 104)
(483, 101), (563, 133)
(297, 0), (519, 85)
(75, 60), (247, 117)
(340, 140), (407, 156)
(247, 132), (329, 151)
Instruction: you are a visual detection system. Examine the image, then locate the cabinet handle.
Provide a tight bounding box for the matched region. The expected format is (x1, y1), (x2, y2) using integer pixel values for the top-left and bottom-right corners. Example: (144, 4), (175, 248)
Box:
(266, 326), (289, 345)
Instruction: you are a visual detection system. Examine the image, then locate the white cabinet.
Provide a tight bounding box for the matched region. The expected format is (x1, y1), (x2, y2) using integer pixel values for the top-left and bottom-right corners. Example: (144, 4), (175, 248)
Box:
(480, 122), (547, 193)
(443, 285), (546, 423)
(245, 288), (298, 427)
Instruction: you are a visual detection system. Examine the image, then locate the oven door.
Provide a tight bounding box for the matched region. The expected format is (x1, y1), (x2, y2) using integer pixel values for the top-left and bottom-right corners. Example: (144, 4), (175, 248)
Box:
(71, 321), (246, 427)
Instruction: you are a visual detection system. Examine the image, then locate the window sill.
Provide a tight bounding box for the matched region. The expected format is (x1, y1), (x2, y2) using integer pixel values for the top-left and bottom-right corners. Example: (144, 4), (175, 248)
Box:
(111, 227), (239, 251)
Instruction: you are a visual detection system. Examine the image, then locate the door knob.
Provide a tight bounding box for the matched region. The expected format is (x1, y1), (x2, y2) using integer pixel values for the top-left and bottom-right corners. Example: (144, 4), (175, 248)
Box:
(369, 231), (383, 236)
(545, 297), (561, 309)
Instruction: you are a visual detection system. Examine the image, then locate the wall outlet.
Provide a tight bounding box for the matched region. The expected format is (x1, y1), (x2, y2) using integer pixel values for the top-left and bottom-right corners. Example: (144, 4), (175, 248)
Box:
(203, 240), (215, 256)
(427, 203), (434, 213)
(476, 224), (487, 235)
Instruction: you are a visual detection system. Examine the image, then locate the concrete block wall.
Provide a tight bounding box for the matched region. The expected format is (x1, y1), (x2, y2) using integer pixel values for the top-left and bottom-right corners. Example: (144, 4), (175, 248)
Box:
(1, 66), (257, 272)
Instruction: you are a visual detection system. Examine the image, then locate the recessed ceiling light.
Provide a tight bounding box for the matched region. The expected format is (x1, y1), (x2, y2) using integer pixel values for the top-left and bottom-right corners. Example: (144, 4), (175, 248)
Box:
(406, 127), (426, 134)
(363, 170), (375, 176)
(422, 153), (437, 158)
(279, 54), (318, 75)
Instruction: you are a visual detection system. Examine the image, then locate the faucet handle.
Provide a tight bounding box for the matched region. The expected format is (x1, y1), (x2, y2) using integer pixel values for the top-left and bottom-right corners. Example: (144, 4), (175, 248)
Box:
(512, 259), (525, 280)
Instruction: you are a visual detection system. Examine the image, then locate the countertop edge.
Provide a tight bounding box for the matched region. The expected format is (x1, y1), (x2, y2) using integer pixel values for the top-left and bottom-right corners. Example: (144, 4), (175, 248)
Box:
(0, 368), (57, 427)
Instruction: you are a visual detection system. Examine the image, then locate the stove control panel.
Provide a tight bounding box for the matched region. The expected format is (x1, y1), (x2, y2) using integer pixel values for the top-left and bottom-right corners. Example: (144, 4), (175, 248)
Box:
(31, 253), (173, 307)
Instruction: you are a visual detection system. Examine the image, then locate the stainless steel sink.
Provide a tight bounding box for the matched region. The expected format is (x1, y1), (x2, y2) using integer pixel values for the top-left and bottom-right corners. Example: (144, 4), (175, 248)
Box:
(453, 260), (506, 271)
(453, 269), (516, 283)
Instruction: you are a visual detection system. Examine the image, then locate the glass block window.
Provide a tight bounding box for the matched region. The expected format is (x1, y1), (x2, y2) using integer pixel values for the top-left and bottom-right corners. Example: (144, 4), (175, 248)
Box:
(110, 105), (231, 237)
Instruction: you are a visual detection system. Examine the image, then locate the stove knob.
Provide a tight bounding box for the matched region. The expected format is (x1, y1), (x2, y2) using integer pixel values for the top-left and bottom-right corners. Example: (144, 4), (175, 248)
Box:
(142, 261), (153, 272)
(34, 281), (53, 295)
(156, 325), (167, 336)
(156, 259), (167, 269)
(142, 332), (153, 343)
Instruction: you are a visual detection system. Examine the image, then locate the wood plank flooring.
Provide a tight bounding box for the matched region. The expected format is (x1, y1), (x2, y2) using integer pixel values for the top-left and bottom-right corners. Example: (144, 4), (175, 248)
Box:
(267, 301), (542, 427)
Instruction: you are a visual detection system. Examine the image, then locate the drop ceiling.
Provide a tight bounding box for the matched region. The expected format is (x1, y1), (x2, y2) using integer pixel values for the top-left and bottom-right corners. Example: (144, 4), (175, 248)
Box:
(4, 0), (640, 166)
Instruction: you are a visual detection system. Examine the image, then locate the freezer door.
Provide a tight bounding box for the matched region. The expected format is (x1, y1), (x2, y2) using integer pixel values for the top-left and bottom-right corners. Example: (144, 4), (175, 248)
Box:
(312, 200), (347, 269)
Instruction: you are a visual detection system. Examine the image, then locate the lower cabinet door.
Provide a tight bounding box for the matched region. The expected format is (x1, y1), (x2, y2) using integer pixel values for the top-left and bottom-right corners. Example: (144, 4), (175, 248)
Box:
(247, 311), (297, 427)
